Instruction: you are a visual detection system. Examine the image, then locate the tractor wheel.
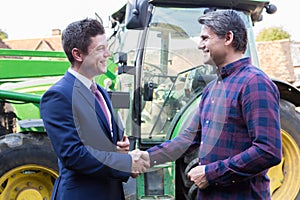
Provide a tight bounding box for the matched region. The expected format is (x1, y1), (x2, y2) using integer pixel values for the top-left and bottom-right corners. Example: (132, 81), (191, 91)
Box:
(175, 148), (198, 200)
(0, 132), (58, 200)
(176, 99), (300, 200)
(271, 99), (300, 200)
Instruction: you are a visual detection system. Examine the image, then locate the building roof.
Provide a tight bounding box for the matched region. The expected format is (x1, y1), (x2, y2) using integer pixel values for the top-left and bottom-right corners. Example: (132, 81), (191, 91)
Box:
(3, 29), (62, 51)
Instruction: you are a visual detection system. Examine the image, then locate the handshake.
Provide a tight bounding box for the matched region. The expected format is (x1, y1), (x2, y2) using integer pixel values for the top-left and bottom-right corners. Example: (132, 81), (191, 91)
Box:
(128, 149), (150, 178)
(117, 136), (150, 178)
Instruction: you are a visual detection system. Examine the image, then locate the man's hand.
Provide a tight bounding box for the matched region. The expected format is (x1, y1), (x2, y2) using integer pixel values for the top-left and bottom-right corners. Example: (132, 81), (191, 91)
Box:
(129, 149), (150, 178)
(117, 135), (130, 153)
(187, 165), (209, 189)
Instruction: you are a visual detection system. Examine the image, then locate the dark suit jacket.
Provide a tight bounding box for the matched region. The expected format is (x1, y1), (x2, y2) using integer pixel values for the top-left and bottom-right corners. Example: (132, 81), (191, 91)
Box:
(40, 71), (131, 200)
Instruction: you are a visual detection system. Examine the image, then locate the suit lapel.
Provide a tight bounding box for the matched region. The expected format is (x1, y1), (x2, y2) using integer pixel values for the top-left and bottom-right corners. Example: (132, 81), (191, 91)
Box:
(72, 76), (113, 142)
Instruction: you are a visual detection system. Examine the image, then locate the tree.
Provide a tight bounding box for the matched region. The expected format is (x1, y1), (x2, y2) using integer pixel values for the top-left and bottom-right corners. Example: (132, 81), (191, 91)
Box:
(256, 26), (291, 42)
(0, 29), (8, 40)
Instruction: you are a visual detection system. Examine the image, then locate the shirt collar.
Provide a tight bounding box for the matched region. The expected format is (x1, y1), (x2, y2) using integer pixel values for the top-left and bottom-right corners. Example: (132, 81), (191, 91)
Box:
(219, 57), (251, 79)
(68, 67), (93, 89)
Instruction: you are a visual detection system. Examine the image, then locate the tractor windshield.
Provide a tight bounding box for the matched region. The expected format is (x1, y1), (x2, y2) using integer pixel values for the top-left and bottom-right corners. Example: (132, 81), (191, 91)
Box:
(111, 6), (258, 143)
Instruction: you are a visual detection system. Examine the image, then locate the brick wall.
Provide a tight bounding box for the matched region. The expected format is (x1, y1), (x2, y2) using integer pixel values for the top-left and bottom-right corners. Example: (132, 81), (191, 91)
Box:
(256, 39), (295, 83)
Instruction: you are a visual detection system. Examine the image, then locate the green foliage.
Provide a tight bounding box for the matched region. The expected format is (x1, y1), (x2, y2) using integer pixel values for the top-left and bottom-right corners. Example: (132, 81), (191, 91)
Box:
(256, 26), (291, 42)
(0, 29), (8, 40)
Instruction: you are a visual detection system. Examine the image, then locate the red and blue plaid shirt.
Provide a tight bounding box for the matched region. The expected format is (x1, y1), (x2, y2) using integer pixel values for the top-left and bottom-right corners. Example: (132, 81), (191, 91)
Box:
(148, 57), (282, 199)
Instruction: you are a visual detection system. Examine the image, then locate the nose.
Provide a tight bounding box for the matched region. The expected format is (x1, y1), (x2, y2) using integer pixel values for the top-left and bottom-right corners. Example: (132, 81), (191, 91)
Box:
(105, 49), (111, 58)
(198, 41), (205, 50)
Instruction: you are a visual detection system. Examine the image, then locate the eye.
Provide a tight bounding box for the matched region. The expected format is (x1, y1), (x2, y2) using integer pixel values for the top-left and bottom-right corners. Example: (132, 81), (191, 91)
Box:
(200, 36), (209, 42)
(97, 46), (105, 51)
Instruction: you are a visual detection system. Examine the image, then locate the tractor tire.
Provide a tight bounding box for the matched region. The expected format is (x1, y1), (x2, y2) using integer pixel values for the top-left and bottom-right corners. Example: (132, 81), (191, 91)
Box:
(0, 132), (58, 200)
(176, 99), (300, 200)
(271, 99), (300, 200)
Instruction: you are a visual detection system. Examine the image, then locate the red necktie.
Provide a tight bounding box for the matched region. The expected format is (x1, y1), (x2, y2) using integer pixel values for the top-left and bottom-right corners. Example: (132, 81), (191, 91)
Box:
(90, 82), (112, 134)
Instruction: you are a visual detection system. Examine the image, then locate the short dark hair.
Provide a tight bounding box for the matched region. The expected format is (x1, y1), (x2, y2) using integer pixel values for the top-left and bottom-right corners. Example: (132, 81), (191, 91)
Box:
(198, 10), (247, 53)
(61, 18), (105, 63)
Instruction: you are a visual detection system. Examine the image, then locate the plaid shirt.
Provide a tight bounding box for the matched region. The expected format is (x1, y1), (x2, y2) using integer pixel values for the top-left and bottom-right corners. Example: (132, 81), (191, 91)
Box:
(148, 57), (282, 200)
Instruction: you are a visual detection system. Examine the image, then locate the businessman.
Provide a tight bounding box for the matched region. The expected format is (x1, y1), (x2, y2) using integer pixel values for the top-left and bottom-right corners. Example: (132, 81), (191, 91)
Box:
(40, 18), (149, 200)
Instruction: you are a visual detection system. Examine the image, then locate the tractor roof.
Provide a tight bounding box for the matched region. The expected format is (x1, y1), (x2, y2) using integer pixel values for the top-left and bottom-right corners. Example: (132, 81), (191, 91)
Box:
(112, 0), (270, 24)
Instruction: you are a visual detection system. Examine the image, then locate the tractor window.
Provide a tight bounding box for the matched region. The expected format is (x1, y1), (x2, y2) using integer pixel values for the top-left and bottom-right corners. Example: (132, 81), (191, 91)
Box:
(140, 7), (215, 140)
(110, 28), (143, 67)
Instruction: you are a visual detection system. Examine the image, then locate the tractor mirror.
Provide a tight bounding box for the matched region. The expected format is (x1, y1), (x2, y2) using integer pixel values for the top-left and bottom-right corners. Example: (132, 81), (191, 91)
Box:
(125, 0), (150, 29)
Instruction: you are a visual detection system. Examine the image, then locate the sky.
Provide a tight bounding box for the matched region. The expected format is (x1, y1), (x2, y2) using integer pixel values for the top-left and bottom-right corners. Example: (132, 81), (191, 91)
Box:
(0, 0), (298, 41)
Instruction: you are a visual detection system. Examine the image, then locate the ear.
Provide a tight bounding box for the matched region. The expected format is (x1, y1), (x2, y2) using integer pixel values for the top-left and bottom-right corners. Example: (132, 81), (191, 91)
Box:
(224, 31), (234, 46)
(71, 48), (83, 62)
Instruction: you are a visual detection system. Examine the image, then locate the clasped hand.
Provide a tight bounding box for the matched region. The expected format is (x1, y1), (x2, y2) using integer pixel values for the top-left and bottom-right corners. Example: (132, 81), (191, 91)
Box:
(129, 149), (150, 178)
(116, 135), (150, 178)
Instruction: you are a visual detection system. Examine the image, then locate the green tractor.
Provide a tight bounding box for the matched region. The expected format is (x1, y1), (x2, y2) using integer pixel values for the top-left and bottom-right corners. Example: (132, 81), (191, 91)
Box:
(0, 0), (300, 199)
